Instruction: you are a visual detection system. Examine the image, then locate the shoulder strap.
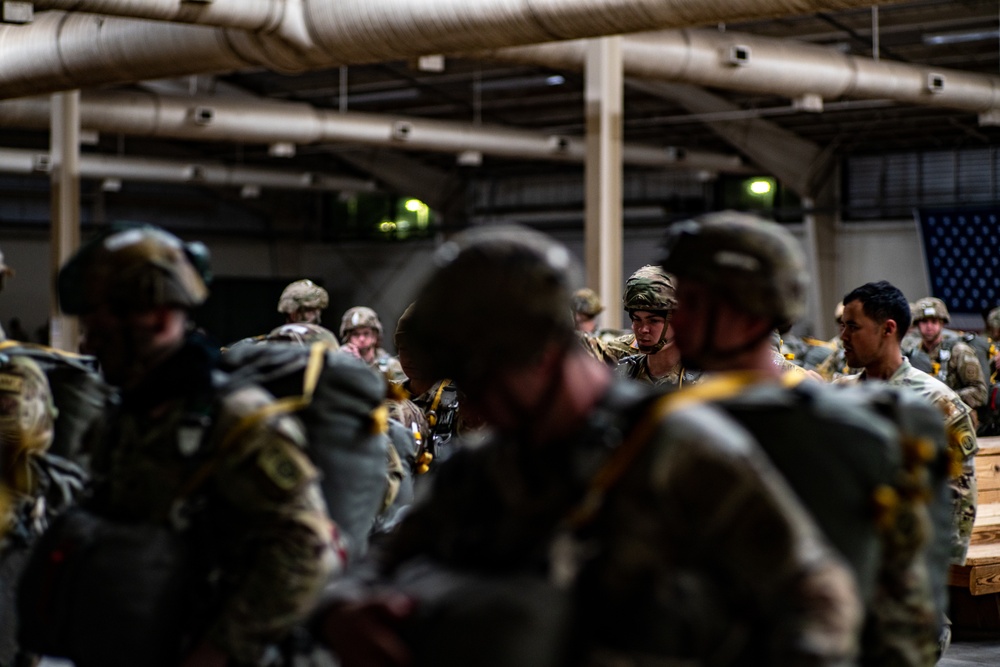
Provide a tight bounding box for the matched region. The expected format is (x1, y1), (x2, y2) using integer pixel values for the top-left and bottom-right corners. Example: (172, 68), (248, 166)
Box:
(565, 372), (766, 530)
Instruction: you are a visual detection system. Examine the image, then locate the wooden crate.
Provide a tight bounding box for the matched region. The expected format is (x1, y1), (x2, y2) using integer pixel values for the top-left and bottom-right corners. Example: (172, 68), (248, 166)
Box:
(950, 437), (1000, 596)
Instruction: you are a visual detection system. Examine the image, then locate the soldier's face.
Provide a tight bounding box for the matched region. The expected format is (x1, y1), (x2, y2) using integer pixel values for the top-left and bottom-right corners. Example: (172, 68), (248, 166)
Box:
(80, 305), (163, 387)
(629, 310), (667, 349)
(917, 318), (943, 345)
(840, 300), (892, 369)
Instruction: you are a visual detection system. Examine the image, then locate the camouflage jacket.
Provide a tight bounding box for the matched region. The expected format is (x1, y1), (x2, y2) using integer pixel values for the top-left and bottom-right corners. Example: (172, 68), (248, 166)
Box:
(1, 454), (87, 666)
(614, 354), (700, 388)
(905, 331), (988, 410)
(837, 358), (978, 565)
(87, 335), (339, 664)
(376, 381), (861, 666)
(371, 348), (406, 383)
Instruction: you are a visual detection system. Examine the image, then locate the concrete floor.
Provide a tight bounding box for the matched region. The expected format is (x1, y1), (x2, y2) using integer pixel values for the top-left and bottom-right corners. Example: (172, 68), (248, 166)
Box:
(939, 639), (1000, 665)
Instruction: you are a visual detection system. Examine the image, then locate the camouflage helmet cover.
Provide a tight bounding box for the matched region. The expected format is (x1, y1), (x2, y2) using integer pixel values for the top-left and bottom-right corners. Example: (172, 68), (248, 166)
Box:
(0, 355), (56, 458)
(405, 225), (579, 390)
(912, 297), (950, 324)
(572, 288), (604, 318)
(266, 322), (340, 347)
(340, 306), (383, 340)
(58, 225), (210, 315)
(623, 265), (676, 313)
(659, 211), (809, 330)
(277, 279), (329, 314)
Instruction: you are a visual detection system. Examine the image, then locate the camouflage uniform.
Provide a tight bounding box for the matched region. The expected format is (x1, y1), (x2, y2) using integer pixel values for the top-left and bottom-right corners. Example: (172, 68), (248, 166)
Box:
(0, 356), (87, 666)
(339, 306), (406, 382)
(353, 225), (863, 666)
(837, 357), (978, 565)
(906, 298), (988, 412)
(59, 226), (339, 664)
(614, 353), (700, 387)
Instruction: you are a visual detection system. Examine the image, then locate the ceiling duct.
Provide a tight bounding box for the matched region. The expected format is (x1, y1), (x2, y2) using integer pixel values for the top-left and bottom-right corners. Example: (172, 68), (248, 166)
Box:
(0, 90), (748, 172)
(1, 0), (911, 100)
(477, 29), (1000, 115)
(0, 147), (377, 192)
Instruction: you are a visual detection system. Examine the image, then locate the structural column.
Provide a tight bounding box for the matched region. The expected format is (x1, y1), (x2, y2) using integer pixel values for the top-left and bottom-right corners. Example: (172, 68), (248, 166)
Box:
(584, 37), (623, 329)
(49, 90), (81, 351)
(803, 170), (840, 340)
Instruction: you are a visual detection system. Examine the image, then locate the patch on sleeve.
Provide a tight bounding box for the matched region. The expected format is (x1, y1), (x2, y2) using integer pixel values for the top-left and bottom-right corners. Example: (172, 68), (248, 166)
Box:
(257, 442), (311, 492)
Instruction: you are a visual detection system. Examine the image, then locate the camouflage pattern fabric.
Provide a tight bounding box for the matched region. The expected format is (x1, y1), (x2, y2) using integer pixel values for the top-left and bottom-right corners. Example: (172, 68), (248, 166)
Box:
(614, 354), (700, 388)
(838, 358), (978, 565)
(277, 279), (329, 314)
(572, 288), (603, 317)
(918, 332), (988, 411)
(987, 307), (1000, 340)
(376, 381), (861, 666)
(87, 338), (339, 664)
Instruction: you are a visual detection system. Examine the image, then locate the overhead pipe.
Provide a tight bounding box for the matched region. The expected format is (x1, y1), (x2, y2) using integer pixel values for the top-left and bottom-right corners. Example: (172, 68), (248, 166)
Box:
(477, 29), (1000, 116)
(0, 147), (377, 192)
(0, 0), (911, 100)
(0, 90), (748, 172)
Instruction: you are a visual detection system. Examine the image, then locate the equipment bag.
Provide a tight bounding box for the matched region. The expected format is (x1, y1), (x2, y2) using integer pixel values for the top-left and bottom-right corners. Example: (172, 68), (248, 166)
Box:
(220, 342), (389, 562)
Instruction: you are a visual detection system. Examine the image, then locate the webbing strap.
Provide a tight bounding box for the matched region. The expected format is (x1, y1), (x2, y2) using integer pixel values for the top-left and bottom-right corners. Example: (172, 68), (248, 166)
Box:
(426, 378), (451, 427)
(566, 371), (782, 529)
(0, 339), (92, 360)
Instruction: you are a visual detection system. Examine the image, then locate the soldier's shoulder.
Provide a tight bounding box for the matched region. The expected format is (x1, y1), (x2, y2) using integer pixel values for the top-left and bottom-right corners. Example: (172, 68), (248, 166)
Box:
(892, 366), (970, 419)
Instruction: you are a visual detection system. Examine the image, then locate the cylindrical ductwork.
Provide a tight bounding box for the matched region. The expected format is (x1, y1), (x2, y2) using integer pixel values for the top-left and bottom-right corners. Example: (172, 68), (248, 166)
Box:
(0, 91), (746, 172)
(33, 0), (284, 32)
(480, 29), (1000, 113)
(0, 0), (914, 100)
(0, 147), (376, 192)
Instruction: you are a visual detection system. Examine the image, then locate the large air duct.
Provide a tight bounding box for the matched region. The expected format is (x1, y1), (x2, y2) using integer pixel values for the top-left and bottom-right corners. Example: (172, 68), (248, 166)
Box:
(0, 147), (376, 192)
(0, 0), (909, 100)
(0, 90), (747, 172)
(480, 29), (1000, 117)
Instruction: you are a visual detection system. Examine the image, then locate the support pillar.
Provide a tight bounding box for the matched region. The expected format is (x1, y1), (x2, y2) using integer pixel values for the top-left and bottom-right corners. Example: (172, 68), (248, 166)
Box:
(49, 90), (81, 352)
(584, 37), (623, 329)
(803, 169), (840, 340)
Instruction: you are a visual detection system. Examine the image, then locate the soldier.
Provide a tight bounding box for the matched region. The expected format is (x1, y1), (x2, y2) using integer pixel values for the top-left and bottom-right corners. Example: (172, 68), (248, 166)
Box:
(615, 265), (699, 388)
(42, 225), (339, 666)
(339, 306), (405, 382)
(316, 225), (861, 667)
(0, 355), (87, 666)
(661, 215), (949, 665)
(278, 279), (329, 325)
(571, 287), (603, 335)
(837, 283), (978, 566)
(907, 297), (988, 414)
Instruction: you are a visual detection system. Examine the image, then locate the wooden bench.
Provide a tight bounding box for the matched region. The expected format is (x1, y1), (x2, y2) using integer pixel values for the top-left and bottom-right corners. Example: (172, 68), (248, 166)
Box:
(948, 436), (1000, 635)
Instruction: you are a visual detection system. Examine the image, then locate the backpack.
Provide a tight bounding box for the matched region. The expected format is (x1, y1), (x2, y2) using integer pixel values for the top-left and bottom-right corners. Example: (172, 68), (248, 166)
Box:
(219, 342), (390, 562)
(0, 341), (112, 463)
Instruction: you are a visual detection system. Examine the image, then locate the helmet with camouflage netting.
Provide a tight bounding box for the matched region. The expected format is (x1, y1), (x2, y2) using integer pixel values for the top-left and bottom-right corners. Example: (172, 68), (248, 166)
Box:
(912, 297), (950, 324)
(0, 355), (57, 464)
(405, 225), (579, 391)
(622, 265), (676, 313)
(277, 279), (329, 315)
(265, 322), (340, 347)
(987, 306), (1000, 338)
(57, 224), (210, 316)
(339, 306), (384, 341)
(572, 288), (604, 318)
(659, 211), (808, 331)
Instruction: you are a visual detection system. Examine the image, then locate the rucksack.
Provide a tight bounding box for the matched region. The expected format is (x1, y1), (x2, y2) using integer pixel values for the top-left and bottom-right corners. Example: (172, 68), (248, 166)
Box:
(219, 342), (390, 562)
(0, 341), (112, 463)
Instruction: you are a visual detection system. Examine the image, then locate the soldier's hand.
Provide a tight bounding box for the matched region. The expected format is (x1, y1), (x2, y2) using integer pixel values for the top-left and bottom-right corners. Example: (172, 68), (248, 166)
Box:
(340, 342), (363, 360)
(319, 593), (415, 667)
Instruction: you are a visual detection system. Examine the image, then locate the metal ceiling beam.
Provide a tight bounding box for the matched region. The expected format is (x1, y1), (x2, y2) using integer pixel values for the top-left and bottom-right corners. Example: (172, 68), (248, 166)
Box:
(0, 91), (748, 173)
(0, 147), (376, 192)
(0, 1), (912, 100)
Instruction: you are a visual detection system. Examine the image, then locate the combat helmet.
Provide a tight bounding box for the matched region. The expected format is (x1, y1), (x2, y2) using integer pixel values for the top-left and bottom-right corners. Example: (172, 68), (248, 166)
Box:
(0, 355), (57, 493)
(572, 288), (604, 318)
(339, 306), (383, 342)
(660, 211), (808, 331)
(987, 306), (1000, 339)
(623, 265), (676, 313)
(266, 322), (339, 347)
(58, 225), (210, 316)
(277, 279), (329, 315)
(405, 225), (578, 391)
(912, 297), (950, 324)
